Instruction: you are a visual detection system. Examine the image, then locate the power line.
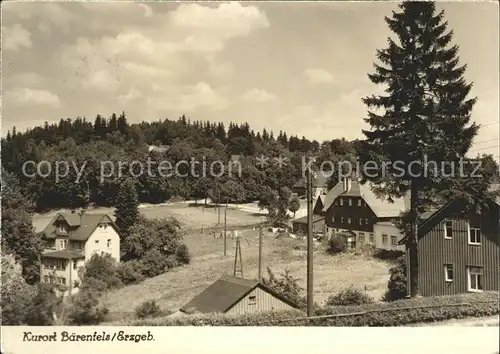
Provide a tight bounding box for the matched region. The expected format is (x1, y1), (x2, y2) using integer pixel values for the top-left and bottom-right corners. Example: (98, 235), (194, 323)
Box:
(480, 121), (499, 127)
(469, 144), (500, 153)
(474, 138), (499, 145)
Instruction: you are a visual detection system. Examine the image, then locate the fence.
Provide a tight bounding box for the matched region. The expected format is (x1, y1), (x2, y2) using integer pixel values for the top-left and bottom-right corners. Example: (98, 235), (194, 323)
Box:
(271, 300), (500, 324)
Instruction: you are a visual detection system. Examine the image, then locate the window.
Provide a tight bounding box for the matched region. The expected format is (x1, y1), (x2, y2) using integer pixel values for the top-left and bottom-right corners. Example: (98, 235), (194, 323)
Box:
(340, 217), (344, 224)
(365, 218), (369, 225)
(467, 267), (483, 292)
(43, 258), (66, 270)
(359, 234), (365, 245)
(332, 216), (335, 223)
(444, 264), (453, 282)
(390, 236), (397, 246)
(358, 199), (362, 206)
(382, 234), (388, 245)
(348, 199), (352, 206)
(73, 260), (78, 270)
(72, 241), (83, 250)
(369, 234), (375, 244)
(58, 224), (67, 233)
(468, 223), (481, 245)
(339, 198), (344, 206)
(44, 276), (49, 283)
(59, 239), (67, 249)
(359, 219), (364, 225)
(248, 295), (256, 305)
(107, 239), (111, 248)
(95, 240), (99, 244)
(57, 277), (66, 285)
(444, 219), (453, 239)
(347, 217), (352, 224)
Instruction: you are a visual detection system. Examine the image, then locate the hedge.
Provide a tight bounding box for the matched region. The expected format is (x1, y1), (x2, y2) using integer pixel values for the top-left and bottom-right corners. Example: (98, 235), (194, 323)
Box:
(114, 291), (499, 326)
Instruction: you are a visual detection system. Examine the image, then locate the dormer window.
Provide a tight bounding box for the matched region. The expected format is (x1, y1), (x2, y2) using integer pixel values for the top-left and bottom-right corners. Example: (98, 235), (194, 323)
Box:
(58, 224), (68, 233)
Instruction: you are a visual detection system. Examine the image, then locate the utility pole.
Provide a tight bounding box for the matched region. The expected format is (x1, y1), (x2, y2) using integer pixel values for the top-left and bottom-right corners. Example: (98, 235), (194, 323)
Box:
(224, 198), (228, 256)
(258, 224), (263, 281)
(233, 232), (243, 278)
(306, 167), (314, 317)
(217, 185), (221, 225)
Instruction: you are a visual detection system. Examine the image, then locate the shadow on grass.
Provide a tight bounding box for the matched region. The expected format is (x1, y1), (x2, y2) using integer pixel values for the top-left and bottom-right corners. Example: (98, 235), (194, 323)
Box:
(187, 203), (218, 209)
(372, 249), (405, 262)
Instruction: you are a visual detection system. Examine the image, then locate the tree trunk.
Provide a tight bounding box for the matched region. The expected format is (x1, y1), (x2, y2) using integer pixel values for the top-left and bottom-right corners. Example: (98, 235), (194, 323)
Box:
(408, 182), (420, 297)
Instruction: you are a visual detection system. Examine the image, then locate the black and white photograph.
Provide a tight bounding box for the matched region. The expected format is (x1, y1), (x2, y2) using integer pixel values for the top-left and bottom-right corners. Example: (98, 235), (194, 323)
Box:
(1, 1), (499, 353)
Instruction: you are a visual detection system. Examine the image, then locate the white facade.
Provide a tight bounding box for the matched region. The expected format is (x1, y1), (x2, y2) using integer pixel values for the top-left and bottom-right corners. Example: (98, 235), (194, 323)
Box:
(85, 223), (121, 262)
(373, 222), (405, 251)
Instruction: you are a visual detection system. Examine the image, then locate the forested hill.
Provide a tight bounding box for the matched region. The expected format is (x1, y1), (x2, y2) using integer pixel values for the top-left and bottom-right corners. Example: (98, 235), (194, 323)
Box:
(1, 112), (359, 211)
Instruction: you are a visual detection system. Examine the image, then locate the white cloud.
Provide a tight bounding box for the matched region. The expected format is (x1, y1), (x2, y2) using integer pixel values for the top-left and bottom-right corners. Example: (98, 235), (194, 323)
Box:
(304, 68), (334, 84)
(174, 82), (229, 112)
(82, 70), (120, 91)
(7, 88), (61, 108)
(4, 72), (44, 87)
(138, 4), (153, 18)
(38, 22), (51, 34)
(169, 2), (269, 36)
(242, 88), (276, 103)
(118, 88), (143, 103)
(3, 24), (32, 51)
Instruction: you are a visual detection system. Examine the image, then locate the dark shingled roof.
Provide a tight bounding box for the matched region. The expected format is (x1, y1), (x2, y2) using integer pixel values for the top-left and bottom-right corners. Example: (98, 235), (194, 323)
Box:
(40, 212), (116, 241)
(293, 214), (325, 225)
(179, 275), (299, 314)
(42, 250), (85, 259)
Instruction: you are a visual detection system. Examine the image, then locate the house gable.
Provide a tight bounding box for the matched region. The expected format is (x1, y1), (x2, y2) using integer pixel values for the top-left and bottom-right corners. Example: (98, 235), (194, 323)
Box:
(85, 217), (121, 262)
(225, 285), (298, 315)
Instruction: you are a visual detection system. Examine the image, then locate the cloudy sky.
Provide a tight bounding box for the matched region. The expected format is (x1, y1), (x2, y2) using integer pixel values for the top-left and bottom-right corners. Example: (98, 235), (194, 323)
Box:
(2, 1), (499, 159)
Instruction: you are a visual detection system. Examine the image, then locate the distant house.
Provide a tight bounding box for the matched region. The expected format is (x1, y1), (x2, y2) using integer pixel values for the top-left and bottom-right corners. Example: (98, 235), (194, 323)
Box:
(292, 172), (330, 199)
(400, 187), (500, 297)
(179, 275), (299, 315)
(292, 214), (325, 235)
(324, 177), (409, 251)
(38, 210), (121, 296)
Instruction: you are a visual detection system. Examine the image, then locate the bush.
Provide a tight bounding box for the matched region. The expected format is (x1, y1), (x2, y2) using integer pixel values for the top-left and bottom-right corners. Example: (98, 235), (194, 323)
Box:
(327, 236), (347, 254)
(141, 248), (169, 278)
(24, 284), (63, 325)
(80, 253), (122, 290)
(119, 291), (499, 326)
(116, 260), (145, 285)
(135, 300), (162, 319)
(66, 289), (109, 325)
(372, 249), (405, 262)
(383, 255), (407, 301)
(325, 287), (375, 306)
(262, 267), (303, 307)
(175, 244), (190, 265)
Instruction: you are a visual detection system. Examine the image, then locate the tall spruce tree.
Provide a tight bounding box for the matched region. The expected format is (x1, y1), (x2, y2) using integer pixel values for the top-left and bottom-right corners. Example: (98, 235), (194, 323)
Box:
(114, 177), (139, 238)
(359, 1), (496, 297)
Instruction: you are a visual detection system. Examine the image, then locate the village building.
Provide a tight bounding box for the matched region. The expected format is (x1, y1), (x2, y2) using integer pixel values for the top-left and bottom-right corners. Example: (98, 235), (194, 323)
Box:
(400, 186), (500, 296)
(38, 210), (121, 296)
(323, 177), (408, 251)
(175, 275), (299, 316)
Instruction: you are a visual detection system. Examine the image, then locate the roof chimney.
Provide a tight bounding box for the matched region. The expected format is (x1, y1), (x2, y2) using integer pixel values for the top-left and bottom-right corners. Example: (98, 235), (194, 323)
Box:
(343, 177), (352, 192)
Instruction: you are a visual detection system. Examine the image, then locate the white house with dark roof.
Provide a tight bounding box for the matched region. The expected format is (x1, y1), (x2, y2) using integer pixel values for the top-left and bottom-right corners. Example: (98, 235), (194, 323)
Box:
(38, 209), (121, 295)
